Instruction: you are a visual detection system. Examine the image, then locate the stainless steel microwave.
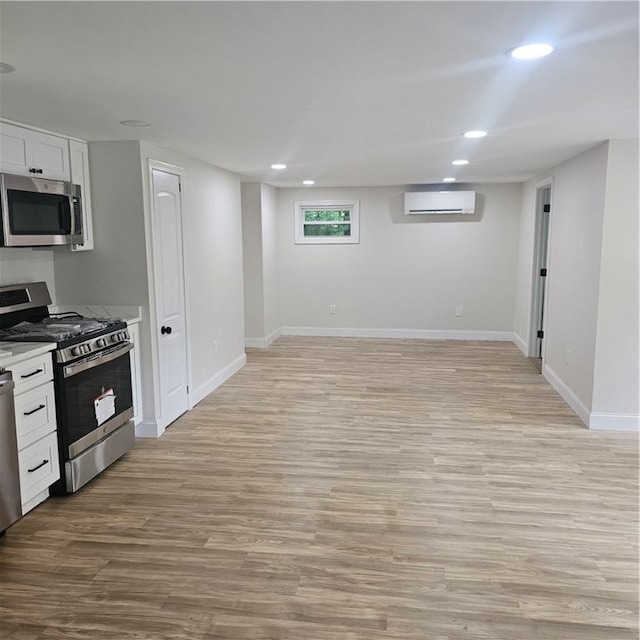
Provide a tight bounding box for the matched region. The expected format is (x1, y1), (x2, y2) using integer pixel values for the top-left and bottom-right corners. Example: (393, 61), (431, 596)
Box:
(0, 173), (83, 247)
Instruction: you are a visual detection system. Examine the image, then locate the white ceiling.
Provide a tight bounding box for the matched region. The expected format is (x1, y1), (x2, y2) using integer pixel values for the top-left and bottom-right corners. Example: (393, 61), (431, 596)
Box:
(0, 1), (637, 187)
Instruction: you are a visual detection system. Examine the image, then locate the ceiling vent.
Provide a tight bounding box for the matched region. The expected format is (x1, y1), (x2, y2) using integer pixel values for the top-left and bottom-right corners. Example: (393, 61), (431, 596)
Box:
(404, 191), (476, 215)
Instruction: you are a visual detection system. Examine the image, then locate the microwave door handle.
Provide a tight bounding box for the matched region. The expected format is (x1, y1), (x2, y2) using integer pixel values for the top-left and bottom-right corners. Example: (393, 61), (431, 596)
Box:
(59, 198), (72, 233)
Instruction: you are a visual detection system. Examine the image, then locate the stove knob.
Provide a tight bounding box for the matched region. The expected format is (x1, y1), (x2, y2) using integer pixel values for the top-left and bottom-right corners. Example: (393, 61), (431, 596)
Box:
(84, 344), (92, 354)
(96, 338), (107, 348)
(71, 346), (83, 357)
(110, 334), (119, 343)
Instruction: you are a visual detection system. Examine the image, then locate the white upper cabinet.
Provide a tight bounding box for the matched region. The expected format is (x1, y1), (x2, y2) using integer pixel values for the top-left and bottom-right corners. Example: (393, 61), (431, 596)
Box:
(69, 140), (94, 251)
(0, 121), (71, 181)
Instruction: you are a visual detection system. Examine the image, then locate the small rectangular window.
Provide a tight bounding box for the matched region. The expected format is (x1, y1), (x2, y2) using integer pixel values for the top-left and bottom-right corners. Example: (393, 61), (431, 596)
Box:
(294, 200), (360, 244)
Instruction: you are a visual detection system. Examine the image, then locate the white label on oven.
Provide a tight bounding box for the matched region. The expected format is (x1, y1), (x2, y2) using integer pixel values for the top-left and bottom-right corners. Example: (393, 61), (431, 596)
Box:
(95, 387), (116, 426)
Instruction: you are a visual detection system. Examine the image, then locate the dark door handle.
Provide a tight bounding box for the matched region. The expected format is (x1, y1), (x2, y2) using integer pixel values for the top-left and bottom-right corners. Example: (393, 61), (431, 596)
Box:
(24, 404), (46, 416)
(21, 368), (44, 379)
(161, 326), (172, 335)
(28, 459), (49, 473)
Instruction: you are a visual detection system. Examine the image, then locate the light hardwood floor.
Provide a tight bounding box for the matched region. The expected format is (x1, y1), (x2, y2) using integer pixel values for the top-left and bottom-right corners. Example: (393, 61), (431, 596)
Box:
(1, 337), (638, 639)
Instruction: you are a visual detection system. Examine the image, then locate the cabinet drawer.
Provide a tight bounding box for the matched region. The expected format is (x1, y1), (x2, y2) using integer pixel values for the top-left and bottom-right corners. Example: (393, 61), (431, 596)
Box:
(18, 431), (60, 510)
(15, 381), (56, 449)
(13, 352), (53, 395)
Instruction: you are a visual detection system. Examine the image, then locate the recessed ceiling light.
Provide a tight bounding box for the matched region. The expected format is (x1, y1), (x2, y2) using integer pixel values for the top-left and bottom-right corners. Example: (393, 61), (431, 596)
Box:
(442, 177), (456, 183)
(303, 180), (315, 185)
(0, 62), (16, 74)
(119, 120), (149, 127)
(509, 43), (554, 60)
(452, 159), (469, 166)
(463, 130), (487, 139)
(271, 163), (287, 170)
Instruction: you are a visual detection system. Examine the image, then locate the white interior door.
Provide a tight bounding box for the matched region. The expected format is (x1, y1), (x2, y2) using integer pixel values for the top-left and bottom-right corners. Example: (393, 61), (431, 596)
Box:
(150, 164), (189, 428)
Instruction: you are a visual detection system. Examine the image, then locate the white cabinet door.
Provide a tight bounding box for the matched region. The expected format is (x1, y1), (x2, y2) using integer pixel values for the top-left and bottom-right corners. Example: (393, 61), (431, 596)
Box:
(69, 140), (94, 251)
(150, 164), (189, 430)
(15, 381), (56, 450)
(18, 431), (60, 514)
(0, 122), (70, 181)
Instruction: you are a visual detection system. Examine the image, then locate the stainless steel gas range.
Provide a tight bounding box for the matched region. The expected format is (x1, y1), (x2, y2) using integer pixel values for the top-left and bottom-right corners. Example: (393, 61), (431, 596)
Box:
(0, 282), (135, 494)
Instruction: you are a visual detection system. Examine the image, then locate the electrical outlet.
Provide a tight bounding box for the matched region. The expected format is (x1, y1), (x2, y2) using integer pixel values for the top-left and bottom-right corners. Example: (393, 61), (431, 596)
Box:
(329, 304), (336, 314)
(455, 306), (463, 317)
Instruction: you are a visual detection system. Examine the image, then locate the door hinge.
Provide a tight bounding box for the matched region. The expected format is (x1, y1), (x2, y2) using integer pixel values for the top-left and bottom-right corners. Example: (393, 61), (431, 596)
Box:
(540, 268), (547, 277)
(543, 204), (551, 213)
(537, 330), (544, 339)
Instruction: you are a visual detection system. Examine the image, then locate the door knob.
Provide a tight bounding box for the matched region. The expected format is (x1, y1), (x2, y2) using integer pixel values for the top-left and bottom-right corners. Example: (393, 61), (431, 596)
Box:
(161, 325), (172, 335)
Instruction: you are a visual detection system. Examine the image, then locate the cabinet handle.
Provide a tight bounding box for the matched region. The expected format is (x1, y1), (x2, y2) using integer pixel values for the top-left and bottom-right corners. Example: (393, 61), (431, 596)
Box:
(24, 404), (46, 416)
(20, 368), (44, 379)
(27, 459), (49, 473)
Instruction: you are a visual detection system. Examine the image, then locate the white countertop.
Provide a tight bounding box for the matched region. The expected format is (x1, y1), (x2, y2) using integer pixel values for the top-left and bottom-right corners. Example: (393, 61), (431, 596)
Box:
(49, 304), (142, 325)
(0, 341), (56, 370)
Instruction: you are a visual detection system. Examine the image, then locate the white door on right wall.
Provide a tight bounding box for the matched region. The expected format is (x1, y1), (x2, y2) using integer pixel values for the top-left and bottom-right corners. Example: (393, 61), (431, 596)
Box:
(150, 163), (189, 429)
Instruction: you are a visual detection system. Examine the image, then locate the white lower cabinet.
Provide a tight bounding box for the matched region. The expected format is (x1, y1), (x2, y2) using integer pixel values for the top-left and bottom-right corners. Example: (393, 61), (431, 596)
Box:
(18, 432), (59, 513)
(12, 351), (60, 515)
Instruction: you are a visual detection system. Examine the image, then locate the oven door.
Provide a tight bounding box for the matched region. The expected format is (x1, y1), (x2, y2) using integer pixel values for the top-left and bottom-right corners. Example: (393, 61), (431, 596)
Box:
(56, 343), (134, 459)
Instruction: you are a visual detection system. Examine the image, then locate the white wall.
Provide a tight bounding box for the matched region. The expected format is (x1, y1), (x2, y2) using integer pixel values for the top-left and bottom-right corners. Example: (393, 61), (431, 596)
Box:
(241, 182), (279, 346)
(54, 141), (154, 422)
(140, 142), (245, 402)
(512, 140), (639, 430)
(55, 140), (245, 430)
(591, 140), (639, 427)
(543, 143), (608, 414)
(277, 184), (522, 336)
(261, 184), (280, 339)
(0, 248), (56, 299)
(241, 183), (266, 340)
(54, 141), (149, 306)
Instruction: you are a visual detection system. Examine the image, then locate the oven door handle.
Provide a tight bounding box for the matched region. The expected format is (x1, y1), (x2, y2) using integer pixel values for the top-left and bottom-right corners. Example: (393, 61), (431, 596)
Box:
(63, 343), (133, 378)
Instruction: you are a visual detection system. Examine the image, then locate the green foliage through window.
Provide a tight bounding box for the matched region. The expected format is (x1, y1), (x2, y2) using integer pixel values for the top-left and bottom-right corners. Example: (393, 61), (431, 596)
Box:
(294, 200), (360, 244)
(303, 223), (351, 236)
(304, 209), (351, 222)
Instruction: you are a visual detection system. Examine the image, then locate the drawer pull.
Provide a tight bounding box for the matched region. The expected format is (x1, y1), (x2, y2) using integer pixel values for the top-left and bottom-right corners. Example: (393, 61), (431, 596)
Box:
(20, 368), (44, 379)
(28, 459), (49, 473)
(24, 404), (46, 416)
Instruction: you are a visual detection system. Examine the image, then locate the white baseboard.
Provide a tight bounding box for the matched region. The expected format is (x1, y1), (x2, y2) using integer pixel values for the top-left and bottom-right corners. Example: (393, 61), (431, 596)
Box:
(589, 412), (640, 432)
(281, 326), (515, 341)
(190, 353), (247, 406)
(512, 332), (528, 356)
(135, 420), (162, 438)
(245, 327), (282, 349)
(543, 364), (590, 426)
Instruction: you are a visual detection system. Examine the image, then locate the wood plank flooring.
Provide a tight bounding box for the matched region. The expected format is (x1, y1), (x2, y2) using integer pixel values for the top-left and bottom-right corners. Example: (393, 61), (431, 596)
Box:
(1, 337), (638, 639)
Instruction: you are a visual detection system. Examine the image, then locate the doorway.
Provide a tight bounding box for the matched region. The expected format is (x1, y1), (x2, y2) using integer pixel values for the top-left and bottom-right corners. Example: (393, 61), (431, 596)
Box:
(529, 182), (552, 373)
(149, 161), (190, 430)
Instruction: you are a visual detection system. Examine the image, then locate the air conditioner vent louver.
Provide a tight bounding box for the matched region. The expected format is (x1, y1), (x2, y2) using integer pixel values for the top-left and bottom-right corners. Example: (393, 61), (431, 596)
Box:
(404, 191), (476, 215)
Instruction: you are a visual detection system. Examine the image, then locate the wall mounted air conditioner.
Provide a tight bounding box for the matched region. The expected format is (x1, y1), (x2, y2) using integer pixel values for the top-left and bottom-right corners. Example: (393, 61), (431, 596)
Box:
(404, 190), (476, 215)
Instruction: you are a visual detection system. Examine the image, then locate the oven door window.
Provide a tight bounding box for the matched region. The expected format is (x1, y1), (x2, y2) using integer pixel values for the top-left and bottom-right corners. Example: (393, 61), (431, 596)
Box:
(59, 350), (133, 451)
(8, 189), (72, 235)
